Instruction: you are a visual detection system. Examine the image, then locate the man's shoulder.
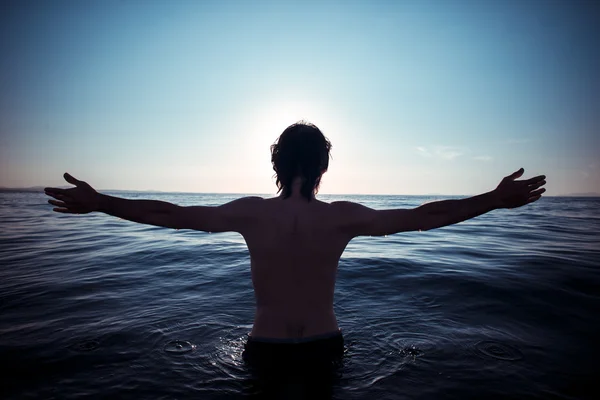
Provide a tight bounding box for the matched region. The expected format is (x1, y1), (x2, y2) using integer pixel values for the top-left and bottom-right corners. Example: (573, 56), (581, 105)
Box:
(220, 196), (264, 214)
(234, 197), (368, 215)
(329, 200), (369, 213)
(237, 196), (265, 203)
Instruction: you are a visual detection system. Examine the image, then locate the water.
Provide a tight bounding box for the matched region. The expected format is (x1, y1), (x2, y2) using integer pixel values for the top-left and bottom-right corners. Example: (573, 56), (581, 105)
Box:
(1, 191), (598, 399)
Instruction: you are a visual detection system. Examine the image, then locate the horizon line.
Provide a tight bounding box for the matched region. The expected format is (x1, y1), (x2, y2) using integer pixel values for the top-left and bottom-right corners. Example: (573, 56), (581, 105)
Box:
(0, 186), (469, 196)
(0, 186), (596, 198)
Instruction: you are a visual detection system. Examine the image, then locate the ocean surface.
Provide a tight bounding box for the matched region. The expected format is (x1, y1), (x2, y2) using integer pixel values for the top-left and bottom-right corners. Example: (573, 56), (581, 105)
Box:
(1, 191), (598, 399)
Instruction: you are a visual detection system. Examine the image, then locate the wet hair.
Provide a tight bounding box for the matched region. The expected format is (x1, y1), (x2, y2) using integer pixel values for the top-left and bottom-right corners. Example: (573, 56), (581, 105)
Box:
(271, 121), (332, 201)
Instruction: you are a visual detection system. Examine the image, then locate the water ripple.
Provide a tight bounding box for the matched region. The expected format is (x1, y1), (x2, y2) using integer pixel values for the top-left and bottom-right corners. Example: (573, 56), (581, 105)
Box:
(1, 193), (598, 399)
(474, 340), (523, 361)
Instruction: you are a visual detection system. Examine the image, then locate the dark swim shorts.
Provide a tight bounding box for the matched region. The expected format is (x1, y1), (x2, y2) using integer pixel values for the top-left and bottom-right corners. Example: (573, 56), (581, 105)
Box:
(242, 329), (345, 375)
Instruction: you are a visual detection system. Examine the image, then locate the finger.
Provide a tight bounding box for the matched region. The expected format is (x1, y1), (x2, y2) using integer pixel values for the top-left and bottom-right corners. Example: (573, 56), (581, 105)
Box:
(45, 191), (63, 200)
(529, 188), (546, 197)
(53, 208), (80, 214)
(528, 180), (546, 190)
(44, 187), (69, 195)
(523, 175), (546, 185)
(508, 168), (524, 180)
(63, 173), (81, 187)
(526, 195), (542, 204)
(45, 191), (73, 202)
(48, 199), (67, 207)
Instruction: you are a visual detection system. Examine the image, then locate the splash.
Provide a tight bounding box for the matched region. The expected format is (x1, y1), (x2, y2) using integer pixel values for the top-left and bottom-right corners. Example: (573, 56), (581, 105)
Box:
(164, 340), (196, 354)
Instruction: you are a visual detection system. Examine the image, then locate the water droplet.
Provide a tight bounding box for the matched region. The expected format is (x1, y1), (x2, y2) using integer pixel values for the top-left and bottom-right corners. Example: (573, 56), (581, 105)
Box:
(164, 340), (196, 354)
(400, 345), (424, 358)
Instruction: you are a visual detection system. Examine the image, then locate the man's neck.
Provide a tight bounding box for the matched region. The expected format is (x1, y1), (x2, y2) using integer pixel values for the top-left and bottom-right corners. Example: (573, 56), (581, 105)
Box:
(280, 177), (315, 200)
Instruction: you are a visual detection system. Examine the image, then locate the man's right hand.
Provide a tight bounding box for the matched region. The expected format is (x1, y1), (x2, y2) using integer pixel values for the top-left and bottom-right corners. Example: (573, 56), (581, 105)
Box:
(45, 173), (100, 214)
(493, 168), (546, 209)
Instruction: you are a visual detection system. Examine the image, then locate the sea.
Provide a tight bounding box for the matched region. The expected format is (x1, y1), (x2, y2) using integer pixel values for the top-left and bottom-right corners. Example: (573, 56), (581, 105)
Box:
(0, 191), (598, 399)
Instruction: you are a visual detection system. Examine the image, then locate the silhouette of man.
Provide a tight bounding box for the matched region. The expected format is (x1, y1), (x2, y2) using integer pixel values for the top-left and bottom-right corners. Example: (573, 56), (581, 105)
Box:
(45, 121), (546, 397)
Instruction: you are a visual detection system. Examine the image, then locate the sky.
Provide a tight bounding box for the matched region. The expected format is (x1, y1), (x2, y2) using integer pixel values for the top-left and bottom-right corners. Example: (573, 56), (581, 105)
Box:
(1, 0), (598, 196)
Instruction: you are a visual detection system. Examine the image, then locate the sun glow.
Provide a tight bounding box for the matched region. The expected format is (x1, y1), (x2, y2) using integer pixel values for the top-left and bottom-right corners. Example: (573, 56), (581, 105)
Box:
(229, 98), (347, 194)
(249, 100), (338, 145)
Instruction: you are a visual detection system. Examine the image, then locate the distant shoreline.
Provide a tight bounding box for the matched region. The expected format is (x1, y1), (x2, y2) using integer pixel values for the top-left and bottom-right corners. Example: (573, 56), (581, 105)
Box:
(1, 186), (598, 198)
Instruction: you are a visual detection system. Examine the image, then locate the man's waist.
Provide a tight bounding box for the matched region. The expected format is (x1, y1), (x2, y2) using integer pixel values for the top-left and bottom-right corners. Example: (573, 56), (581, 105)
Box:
(255, 305), (335, 319)
(251, 306), (338, 339)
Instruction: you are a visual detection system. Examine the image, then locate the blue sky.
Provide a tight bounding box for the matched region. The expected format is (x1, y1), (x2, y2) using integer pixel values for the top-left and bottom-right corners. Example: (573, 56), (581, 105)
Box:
(1, 0), (598, 195)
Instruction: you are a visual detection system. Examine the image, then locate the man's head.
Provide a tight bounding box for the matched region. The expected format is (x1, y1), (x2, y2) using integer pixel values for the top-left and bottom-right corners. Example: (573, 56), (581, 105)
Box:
(271, 121), (332, 201)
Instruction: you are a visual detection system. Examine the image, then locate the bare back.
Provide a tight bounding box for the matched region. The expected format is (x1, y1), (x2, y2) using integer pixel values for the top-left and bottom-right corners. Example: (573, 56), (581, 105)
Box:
(241, 197), (350, 339)
(46, 162), (545, 340)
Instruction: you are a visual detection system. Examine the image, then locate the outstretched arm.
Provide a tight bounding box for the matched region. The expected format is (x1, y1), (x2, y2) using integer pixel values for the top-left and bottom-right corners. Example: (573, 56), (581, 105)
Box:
(45, 173), (261, 233)
(334, 168), (546, 237)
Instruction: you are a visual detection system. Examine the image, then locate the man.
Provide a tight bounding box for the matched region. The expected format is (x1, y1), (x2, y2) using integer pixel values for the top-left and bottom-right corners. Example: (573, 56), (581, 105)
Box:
(45, 121), (546, 393)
